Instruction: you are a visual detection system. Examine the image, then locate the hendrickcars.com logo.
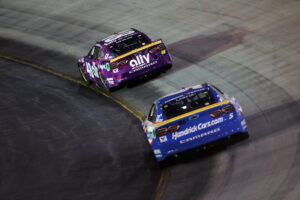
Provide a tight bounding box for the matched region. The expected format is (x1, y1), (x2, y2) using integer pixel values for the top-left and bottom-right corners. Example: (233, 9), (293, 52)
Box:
(172, 117), (224, 140)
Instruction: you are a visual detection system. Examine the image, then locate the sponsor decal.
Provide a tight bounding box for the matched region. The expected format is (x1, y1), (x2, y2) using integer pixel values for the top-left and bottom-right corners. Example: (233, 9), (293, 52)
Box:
(241, 119), (246, 126)
(152, 129), (156, 139)
(147, 133), (153, 145)
(167, 148), (179, 154)
(79, 57), (84, 62)
(106, 63), (110, 71)
(241, 119), (247, 130)
(156, 114), (163, 122)
(180, 128), (221, 144)
(159, 136), (167, 143)
(172, 117), (224, 140)
(129, 60), (158, 74)
(113, 68), (119, 73)
(154, 149), (162, 158)
(103, 30), (135, 44)
(165, 89), (206, 104)
(106, 78), (114, 84)
(129, 53), (150, 68)
(99, 64), (106, 70)
(154, 149), (161, 154)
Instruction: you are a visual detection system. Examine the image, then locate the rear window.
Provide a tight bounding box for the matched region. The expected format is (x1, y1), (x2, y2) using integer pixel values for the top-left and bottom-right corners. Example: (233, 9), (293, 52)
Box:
(162, 90), (215, 120)
(109, 34), (150, 56)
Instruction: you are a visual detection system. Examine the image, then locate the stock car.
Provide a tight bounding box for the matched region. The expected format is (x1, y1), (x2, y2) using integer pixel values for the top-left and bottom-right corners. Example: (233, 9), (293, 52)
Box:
(142, 83), (248, 162)
(77, 29), (172, 91)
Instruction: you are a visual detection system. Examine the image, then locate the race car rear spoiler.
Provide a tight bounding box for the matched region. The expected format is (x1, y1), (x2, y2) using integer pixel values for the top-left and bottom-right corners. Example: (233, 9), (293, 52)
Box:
(155, 100), (231, 128)
(110, 40), (163, 63)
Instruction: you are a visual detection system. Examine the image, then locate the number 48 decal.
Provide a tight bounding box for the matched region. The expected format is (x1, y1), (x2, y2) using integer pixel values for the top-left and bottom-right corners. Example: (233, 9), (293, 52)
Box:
(86, 62), (99, 78)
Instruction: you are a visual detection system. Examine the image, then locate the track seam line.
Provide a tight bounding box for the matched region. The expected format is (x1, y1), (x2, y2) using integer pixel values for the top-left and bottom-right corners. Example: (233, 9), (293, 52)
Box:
(0, 53), (171, 200)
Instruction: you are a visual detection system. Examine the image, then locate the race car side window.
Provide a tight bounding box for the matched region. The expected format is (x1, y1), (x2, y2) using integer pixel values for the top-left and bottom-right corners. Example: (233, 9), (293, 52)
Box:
(87, 47), (95, 59)
(93, 46), (105, 60)
(148, 104), (157, 122)
(99, 48), (104, 59)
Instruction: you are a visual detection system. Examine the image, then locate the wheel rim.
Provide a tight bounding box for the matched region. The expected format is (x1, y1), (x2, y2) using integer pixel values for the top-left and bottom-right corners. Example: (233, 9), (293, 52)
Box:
(99, 72), (109, 90)
(79, 67), (88, 83)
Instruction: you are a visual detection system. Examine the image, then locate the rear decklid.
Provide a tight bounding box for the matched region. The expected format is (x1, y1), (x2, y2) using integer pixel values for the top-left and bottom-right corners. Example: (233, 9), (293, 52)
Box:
(109, 39), (170, 78)
(155, 100), (235, 149)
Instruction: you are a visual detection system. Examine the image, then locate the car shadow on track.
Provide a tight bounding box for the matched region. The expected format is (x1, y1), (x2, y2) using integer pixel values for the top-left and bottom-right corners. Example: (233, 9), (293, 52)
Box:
(159, 132), (249, 168)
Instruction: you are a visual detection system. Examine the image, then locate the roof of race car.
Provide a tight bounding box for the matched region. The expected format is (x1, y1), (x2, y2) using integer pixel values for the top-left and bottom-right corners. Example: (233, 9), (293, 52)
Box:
(157, 84), (211, 105)
(99, 28), (145, 46)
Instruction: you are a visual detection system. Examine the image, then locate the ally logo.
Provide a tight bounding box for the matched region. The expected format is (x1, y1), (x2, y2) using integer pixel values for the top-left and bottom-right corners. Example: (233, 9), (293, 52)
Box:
(130, 53), (150, 68)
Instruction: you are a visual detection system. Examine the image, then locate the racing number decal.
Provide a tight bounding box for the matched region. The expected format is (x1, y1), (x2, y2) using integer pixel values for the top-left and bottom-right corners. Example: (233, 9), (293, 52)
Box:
(86, 62), (99, 78)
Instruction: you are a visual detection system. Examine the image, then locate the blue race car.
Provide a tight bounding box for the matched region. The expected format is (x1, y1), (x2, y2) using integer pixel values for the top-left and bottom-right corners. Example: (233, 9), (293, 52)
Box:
(142, 83), (248, 162)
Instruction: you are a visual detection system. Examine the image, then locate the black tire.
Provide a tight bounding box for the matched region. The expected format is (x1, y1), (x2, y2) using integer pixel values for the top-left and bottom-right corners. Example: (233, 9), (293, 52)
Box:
(232, 132), (249, 142)
(78, 66), (91, 85)
(158, 159), (169, 168)
(98, 71), (111, 92)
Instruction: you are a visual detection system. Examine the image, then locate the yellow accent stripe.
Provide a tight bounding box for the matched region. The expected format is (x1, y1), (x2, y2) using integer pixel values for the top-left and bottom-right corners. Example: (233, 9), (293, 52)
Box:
(156, 100), (230, 127)
(110, 40), (162, 63)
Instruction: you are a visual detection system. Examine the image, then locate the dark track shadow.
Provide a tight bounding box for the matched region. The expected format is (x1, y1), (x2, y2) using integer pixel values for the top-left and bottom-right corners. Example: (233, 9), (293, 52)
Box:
(166, 28), (247, 74)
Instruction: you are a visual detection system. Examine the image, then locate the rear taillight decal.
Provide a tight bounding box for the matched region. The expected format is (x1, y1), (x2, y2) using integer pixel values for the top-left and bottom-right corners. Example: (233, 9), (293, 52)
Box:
(156, 127), (168, 136)
(167, 124), (180, 133)
(111, 62), (118, 69)
(149, 44), (165, 54)
(221, 104), (234, 113)
(210, 110), (223, 118)
(156, 124), (180, 136)
(111, 59), (128, 69)
(118, 59), (128, 66)
(210, 104), (235, 118)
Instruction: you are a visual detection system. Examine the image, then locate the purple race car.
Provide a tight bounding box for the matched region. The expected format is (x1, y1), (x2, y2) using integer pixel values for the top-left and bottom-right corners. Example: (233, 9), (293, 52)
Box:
(77, 28), (172, 91)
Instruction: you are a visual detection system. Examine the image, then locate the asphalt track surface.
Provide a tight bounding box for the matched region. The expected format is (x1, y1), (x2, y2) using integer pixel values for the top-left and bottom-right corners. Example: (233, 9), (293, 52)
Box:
(1, 0), (300, 199)
(0, 59), (160, 200)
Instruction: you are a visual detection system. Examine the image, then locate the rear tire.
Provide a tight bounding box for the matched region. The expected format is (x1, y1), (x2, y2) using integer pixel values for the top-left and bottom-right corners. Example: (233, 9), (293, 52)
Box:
(158, 159), (169, 168)
(99, 71), (111, 92)
(78, 66), (91, 85)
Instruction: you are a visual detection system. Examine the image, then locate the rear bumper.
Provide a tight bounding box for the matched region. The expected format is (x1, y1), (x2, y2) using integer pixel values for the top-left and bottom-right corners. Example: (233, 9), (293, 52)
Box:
(152, 116), (248, 162)
(119, 63), (172, 86)
(154, 131), (248, 162)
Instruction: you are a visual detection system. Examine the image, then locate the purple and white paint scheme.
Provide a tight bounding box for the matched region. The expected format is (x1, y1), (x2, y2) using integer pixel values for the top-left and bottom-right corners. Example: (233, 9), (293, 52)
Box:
(77, 29), (172, 91)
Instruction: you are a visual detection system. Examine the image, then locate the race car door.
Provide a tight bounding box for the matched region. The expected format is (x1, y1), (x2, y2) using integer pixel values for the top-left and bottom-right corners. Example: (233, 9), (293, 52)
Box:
(84, 45), (104, 82)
